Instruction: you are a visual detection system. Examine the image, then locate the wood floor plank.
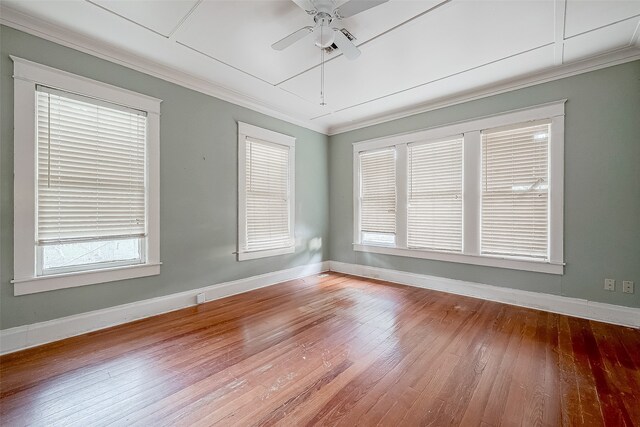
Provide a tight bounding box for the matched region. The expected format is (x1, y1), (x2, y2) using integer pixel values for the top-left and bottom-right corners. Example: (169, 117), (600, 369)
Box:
(590, 321), (640, 423)
(558, 315), (589, 427)
(458, 304), (517, 425)
(1, 272), (638, 426)
(567, 317), (607, 426)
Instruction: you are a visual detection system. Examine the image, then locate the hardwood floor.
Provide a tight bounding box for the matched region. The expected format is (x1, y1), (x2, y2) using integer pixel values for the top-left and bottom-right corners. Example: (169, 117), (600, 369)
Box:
(1, 273), (639, 426)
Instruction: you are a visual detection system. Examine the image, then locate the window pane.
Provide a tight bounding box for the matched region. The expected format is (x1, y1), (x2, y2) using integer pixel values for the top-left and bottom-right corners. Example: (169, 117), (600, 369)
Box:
(481, 122), (550, 259)
(362, 232), (396, 247)
(36, 87), (146, 245)
(359, 148), (396, 243)
(42, 238), (141, 271)
(408, 137), (463, 252)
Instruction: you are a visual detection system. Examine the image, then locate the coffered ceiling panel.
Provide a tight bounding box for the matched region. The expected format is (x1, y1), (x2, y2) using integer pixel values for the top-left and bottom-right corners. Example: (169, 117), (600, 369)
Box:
(279, 0), (555, 110)
(174, 0), (442, 85)
(564, 0), (640, 38)
(89, 0), (199, 36)
(312, 44), (557, 132)
(1, 0), (639, 134)
(564, 16), (640, 62)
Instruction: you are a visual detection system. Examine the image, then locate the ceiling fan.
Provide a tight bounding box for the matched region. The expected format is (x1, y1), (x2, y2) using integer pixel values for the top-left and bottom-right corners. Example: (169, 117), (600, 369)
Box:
(272, 0), (389, 60)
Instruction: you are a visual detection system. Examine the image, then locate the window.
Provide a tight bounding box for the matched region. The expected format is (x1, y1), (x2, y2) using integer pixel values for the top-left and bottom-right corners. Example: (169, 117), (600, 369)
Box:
(238, 122), (295, 261)
(36, 87), (146, 274)
(481, 121), (550, 259)
(12, 56), (161, 295)
(408, 137), (463, 252)
(359, 148), (396, 246)
(353, 101), (565, 274)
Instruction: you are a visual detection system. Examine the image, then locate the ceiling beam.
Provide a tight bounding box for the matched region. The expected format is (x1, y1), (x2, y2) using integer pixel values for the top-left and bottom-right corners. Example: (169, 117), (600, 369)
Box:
(553, 0), (567, 65)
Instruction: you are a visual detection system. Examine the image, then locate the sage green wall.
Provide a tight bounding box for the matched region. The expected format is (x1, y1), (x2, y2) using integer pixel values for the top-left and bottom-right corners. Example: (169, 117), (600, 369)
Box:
(0, 26), (330, 329)
(329, 60), (640, 308)
(1, 26), (638, 331)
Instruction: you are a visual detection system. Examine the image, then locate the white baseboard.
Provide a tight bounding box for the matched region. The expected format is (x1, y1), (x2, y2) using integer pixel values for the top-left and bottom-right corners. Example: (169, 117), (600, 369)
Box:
(0, 261), (329, 355)
(329, 261), (640, 329)
(3, 259), (635, 355)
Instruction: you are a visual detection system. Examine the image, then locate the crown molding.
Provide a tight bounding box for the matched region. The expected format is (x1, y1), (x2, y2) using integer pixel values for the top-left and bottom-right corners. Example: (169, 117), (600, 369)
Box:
(0, 5), (329, 134)
(326, 47), (640, 135)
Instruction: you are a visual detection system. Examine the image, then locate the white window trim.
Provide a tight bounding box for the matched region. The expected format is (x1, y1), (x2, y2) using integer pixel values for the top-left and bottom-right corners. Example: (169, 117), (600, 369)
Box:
(237, 122), (296, 261)
(353, 100), (565, 275)
(11, 56), (162, 296)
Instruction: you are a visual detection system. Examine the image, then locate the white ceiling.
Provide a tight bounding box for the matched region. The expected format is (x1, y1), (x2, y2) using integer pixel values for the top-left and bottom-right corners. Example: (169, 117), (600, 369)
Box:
(2, 0), (639, 134)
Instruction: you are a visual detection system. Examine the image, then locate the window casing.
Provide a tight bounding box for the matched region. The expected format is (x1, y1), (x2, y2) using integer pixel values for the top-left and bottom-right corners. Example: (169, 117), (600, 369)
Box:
(353, 101), (565, 274)
(12, 56), (161, 295)
(238, 122), (295, 261)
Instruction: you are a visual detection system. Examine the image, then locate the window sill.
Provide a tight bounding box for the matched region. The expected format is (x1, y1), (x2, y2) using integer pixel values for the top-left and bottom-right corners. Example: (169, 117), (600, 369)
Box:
(12, 262), (162, 296)
(353, 244), (564, 275)
(237, 246), (295, 261)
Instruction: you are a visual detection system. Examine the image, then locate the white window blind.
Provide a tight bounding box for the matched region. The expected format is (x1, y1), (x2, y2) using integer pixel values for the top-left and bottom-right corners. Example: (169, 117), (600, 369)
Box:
(359, 148), (396, 246)
(36, 86), (147, 245)
(481, 121), (550, 259)
(244, 137), (292, 252)
(408, 137), (463, 252)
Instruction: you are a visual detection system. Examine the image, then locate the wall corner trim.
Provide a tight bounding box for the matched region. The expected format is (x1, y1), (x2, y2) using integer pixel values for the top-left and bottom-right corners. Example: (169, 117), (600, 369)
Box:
(328, 261), (640, 329)
(0, 261), (330, 355)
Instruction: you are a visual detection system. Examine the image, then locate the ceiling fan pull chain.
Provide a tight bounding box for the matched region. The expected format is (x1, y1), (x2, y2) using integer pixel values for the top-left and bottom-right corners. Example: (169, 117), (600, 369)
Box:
(320, 40), (326, 106)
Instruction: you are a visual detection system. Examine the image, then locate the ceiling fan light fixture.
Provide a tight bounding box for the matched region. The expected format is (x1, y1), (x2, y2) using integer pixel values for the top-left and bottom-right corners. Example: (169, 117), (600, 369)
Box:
(312, 21), (335, 48)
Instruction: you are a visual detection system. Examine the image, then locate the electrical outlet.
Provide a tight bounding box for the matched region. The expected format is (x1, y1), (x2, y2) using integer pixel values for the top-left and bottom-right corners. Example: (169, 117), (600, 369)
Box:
(604, 279), (615, 291)
(622, 281), (634, 294)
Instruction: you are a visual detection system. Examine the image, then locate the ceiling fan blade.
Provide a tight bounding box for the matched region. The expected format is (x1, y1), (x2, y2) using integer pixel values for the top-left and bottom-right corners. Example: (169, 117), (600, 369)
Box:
(291, 0), (316, 13)
(272, 27), (313, 51)
(335, 0), (389, 18)
(333, 29), (361, 60)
